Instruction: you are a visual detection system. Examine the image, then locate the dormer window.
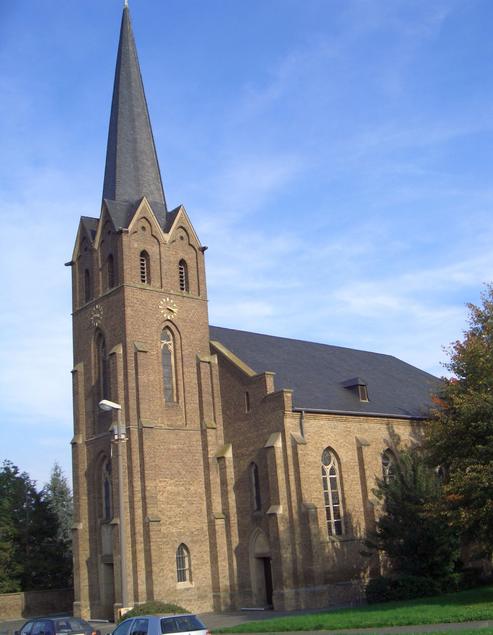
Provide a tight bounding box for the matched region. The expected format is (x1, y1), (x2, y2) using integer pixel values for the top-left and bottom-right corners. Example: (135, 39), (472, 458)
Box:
(342, 377), (369, 402)
(358, 384), (369, 402)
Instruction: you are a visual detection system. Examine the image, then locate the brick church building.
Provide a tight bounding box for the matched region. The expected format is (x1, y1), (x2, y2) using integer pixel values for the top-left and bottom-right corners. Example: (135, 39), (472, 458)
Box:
(69, 5), (438, 619)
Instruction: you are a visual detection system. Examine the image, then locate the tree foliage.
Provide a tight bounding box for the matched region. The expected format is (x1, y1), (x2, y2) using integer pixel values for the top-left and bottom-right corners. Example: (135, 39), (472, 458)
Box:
(366, 447), (460, 582)
(0, 460), (73, 591)
(427, 285), (493, 552)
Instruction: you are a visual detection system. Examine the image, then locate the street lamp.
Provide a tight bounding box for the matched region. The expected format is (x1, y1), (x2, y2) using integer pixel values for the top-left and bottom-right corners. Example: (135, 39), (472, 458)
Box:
(98, 399), (128, 612)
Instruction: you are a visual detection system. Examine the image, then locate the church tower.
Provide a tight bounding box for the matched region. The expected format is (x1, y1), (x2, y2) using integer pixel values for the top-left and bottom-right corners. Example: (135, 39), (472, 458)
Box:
(69, 5), (234, 619)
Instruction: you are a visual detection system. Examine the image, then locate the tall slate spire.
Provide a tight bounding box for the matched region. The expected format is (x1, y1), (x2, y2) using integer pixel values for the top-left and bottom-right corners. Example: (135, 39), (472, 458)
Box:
(103, 5), (167, 211)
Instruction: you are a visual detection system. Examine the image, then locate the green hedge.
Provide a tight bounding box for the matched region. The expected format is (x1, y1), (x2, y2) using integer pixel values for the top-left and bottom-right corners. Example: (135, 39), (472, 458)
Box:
(118, 601), (190, 622)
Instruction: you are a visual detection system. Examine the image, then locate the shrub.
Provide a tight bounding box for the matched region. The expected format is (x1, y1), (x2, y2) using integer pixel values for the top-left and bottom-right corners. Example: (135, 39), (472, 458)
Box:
(366, 575), (443, 603)
(118, 601), (190, 622)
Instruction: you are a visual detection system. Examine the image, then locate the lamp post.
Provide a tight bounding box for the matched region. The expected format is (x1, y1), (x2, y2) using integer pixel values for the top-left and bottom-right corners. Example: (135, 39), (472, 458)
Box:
(99, 399), (128, 612)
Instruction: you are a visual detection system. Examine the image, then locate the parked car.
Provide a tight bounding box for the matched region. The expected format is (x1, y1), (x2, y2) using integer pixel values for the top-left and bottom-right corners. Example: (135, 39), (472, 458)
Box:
(112, 615), (209, 635)
(16, 618), (100, 635)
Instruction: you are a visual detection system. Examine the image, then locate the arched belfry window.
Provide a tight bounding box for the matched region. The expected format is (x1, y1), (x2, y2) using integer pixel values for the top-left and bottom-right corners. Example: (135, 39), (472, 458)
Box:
(161, 328), (177, 403)
(95, 332), (110, 400)
(321, 448), (344, 537)
(178, 260), (189, 292)
(140, 251), (151, 284)
(84, 269), (92, 303)
(107, 254), (115, 289)
(176, 543), (191, 582)
(382, 449), (396, 483)
(250, 462), (261, 512)
(102, 459), (112, 521)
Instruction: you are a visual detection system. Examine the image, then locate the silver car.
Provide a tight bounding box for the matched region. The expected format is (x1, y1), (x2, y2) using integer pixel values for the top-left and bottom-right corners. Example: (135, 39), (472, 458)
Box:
(112, 615), (209, 635)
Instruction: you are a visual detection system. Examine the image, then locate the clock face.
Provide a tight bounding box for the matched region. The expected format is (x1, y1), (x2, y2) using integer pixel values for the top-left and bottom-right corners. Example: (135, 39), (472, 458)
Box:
(159, 297), (178, 320)
(89, 304), (103, 327)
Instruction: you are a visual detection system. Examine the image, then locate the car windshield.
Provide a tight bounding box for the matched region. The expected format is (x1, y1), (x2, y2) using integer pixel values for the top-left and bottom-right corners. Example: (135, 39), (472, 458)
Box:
(160, 616), (204, 634)
(55, 619), (91, 632)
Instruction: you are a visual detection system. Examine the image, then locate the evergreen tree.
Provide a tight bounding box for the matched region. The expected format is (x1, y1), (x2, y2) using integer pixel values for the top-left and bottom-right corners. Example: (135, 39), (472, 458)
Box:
(427, 285), (493, 553)
(43, 463), (73, 587)
(366, 447), (460, 581)
(44, 463), (73, 548)
(0, 460), (73, 591)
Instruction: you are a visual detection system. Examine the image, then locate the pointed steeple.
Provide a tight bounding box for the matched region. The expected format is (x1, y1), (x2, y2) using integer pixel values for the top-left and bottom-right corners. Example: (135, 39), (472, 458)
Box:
(103, 5), (167, 211)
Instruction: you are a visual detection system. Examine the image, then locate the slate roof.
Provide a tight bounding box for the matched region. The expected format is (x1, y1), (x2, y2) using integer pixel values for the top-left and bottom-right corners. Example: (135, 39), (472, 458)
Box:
(209, 326), (440, 419)
(102, 6), (167, 213)
(80, 216), (98, 241)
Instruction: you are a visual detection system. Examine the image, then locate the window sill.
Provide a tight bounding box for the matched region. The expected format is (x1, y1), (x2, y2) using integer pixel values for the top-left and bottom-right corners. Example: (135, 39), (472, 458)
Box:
(176, 581), (194, 589)
(328, 534), (359, 544)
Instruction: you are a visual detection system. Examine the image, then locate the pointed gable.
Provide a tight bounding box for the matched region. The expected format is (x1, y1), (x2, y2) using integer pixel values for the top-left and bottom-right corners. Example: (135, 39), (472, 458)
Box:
(102, 6), (167, 211)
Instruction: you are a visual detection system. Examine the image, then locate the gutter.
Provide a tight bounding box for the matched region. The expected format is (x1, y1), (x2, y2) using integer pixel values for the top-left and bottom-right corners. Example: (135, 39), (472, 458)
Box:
(293, 406), (426, 421)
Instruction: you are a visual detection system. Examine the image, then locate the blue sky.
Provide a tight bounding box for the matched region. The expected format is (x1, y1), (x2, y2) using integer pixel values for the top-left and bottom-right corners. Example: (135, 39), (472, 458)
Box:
(1, 0), (493, 487)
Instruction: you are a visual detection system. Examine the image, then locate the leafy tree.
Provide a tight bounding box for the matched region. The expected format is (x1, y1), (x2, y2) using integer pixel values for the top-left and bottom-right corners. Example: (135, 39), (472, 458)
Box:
(427, 285), (493, 553)
(366, 446), (460, 581)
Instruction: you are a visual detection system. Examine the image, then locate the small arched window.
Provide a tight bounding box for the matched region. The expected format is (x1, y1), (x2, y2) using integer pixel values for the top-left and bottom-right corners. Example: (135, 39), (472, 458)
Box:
(161, 328), (177, 403)
(250, 462), (261, 512)
(321, 448), (344, 537)
(107, 254), (115, 289)
(96, 332), (110, 400)
(84, 269), (92, 303)
(178, 260), (189, 292)
(140, 251), (150, 284)
(102, 460), (112, 521)
(382, 449), (396, 483)
(176, 543), (191, 583)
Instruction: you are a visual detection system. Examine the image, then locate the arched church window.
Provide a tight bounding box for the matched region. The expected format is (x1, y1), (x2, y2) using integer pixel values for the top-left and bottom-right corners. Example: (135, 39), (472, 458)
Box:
(102, 460), (112, 521)
(96, 332), (110, 400)
(321, 447), (344, 536)
(382, 449), (396, 483)
(250, 462), (261, 512)
(84, 269), (92, 303)
(176, 543), (191, 582)
(140, 251), (150, 284)
(161, 328), (177, 403)
(107, 254), (115, 289)
(178, 260), (189, 292)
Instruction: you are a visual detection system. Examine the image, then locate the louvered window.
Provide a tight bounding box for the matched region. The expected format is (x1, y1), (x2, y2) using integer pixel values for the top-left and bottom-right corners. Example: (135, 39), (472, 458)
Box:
(178, 259), (189, 292)
(84, 269), (92, 303)
(140, 251), (150, 284)
(107, 255), (115, 289)
(321, 448), (344, 536)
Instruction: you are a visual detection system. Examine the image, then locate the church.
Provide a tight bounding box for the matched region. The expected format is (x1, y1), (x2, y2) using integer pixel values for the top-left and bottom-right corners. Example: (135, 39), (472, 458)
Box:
(69, 5), (439, 620)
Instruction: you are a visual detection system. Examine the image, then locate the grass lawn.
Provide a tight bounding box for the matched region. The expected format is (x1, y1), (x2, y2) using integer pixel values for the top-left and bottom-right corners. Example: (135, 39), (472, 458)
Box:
(364, 631), (493, 635)
(214, 586), (493, 632)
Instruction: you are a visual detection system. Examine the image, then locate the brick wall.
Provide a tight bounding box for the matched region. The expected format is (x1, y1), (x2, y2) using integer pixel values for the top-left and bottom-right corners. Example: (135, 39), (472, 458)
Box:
(0, 588), (74, 619)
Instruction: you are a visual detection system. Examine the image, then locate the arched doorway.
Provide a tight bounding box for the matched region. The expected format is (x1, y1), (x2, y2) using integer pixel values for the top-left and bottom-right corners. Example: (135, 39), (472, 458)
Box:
(249, 529), (273, 608)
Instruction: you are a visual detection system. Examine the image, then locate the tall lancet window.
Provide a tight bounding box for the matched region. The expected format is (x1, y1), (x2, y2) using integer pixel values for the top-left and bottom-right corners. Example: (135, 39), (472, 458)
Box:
(140, 251), (151, 284)
(102, 460), (112, 521)
(382, 449), (396, 484)
(178, 260), (189, 292)
(321, 447), (344, 537)
(96, 332), (110, 400)
(161, 328), (177, 403)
